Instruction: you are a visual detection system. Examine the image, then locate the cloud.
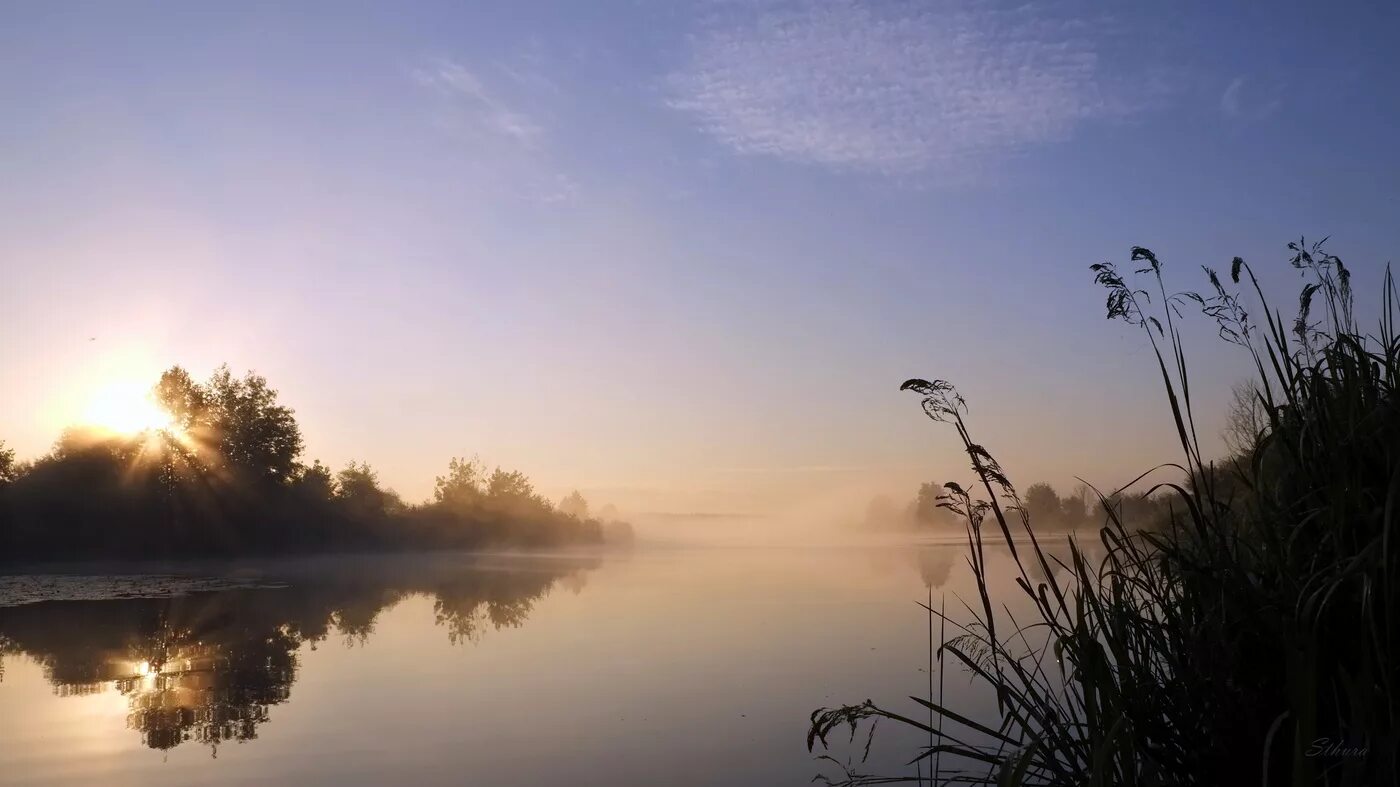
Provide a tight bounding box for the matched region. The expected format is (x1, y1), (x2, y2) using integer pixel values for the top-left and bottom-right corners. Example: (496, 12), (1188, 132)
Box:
(668, 0), (1165, 177)
(1220, 76), (1246, 117)
(411, 57), (580, 203)
(1221, 76), (1282, 122)
(412, 58), (543, 145)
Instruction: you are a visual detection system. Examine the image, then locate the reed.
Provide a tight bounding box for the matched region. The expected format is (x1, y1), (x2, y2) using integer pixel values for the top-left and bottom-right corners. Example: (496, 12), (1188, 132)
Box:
(809, 238), (1399, 785)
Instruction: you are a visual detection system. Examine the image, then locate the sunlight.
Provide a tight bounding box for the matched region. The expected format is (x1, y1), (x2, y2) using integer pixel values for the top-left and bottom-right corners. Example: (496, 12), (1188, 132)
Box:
(80, 380), (174, 436)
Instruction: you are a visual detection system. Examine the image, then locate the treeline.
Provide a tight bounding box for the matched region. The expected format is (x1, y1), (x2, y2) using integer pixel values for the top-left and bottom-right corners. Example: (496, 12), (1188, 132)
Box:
(863, 479), (1178, 532)
(0, 365), (634, 561)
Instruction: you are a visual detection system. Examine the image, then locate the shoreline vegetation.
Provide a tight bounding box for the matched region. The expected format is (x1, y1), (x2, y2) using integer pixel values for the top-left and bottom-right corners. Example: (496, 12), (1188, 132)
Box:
(811, 239), (1398, 786)
(863, 480), (1177, 536)
(0, 367), (633, 563)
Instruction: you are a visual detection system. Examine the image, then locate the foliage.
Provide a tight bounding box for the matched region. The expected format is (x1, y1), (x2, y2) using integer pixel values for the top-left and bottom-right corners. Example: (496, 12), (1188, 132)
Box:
(203, 366), (303, 484)
(336, 461), (401, 519)
(913, 482), (951, 526)
(905, 478), (1103, 533)
(0, 366), (620, 560)
(153, 365), (302, 484)
(434, 456), (485, 510)
(0, 440), (14, 484)
(293, 459), (337, 500)
(863, 495), (906, 529)
(559, 490), (589, 519)
(810, 238), (1398, 785)
(1021, 482), (1061, 525)
(1224, 378), (1269, 459)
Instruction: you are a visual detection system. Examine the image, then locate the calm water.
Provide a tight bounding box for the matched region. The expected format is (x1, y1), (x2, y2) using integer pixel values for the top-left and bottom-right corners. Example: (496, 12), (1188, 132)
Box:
(0, 541), (1066, 785)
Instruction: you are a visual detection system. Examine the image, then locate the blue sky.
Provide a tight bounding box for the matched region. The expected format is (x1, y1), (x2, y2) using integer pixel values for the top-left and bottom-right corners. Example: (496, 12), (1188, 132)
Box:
(2, 1), (1398, 514)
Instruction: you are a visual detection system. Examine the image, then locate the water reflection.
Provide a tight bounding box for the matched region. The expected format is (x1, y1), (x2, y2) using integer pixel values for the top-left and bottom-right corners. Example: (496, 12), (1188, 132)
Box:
(912, 544), (956, 588)
(896, 533), (1105, 590)
(0, 553), (599, 753)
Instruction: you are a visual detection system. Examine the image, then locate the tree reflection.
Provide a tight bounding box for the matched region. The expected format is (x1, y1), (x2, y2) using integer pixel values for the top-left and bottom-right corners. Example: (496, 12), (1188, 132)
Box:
(0, 554), (598, 753)
(911, 545), (956, 589)
(116, 626), (297, 751)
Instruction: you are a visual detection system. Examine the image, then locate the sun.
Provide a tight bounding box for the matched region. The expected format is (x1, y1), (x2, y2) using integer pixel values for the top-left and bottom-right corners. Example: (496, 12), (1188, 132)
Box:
(81, 380), (174, 435)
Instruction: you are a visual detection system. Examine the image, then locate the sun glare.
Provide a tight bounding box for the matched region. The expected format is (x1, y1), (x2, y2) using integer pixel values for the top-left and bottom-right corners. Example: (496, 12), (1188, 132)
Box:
(81, 380), (174, 435)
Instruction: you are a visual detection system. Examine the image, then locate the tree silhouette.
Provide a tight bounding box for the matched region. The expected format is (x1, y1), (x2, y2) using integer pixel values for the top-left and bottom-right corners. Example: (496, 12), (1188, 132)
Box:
(204, 366), (303, 485)
(1060, 485), (1090, 523)
(912, 481), (952, 526)
(433, 457), (485, 511)
(292, 460), (336, 501)
(154, 366), (209, 434)
(486, 468), (536, 501)
(0, 365), (618, 559)
(336, 462), (399, 519)
(862, 494), (902, 529)
(1223, 379), (1268, 458)
(558, 490), (589, 519)
(0, 440), (15, 484)
(1023, 482), (1063, 525)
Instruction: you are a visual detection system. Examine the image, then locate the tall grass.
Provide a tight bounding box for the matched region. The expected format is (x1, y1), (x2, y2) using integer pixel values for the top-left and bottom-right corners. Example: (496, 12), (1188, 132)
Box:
(809, 239), (1398, 785)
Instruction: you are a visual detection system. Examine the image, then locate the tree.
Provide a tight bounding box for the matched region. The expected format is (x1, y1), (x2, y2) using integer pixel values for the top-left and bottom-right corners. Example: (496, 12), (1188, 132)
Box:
(913, 481), (951, 526)
(0, 440), (15, 484)
(336, 462), (397, 517)
(204, 366), (303, 484)
(486, 468), (536, 502)
(154, 366), (209, 434)
(1060, 485), (1091, 525)
(3, 362), (610, 558)
(434, 457), (485, 510)
(863, 495), (901, 529)
(601, 519), (635, 545)
(293, 460), (337, 501)
(1023, 483), (1063, 525)
(558, 490), (589, 519)
(1223, 379), (1268, 458)
(152, 365), (304, 484)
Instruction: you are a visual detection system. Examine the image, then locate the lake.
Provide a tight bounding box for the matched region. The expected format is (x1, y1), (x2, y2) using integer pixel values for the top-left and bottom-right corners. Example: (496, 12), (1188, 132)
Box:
(0, 539), (1067, 786)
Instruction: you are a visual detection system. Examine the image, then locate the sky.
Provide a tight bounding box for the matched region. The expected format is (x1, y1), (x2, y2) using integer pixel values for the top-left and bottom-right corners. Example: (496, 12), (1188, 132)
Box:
(2, 1), (1399, 516)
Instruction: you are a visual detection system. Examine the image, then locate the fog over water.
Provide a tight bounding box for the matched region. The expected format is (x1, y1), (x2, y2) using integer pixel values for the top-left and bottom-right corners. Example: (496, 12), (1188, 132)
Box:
(0, 534), (1084, 786)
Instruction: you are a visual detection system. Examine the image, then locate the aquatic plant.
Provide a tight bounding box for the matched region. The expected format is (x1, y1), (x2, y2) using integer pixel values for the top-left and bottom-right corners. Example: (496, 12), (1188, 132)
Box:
(810, 238), (1399, 785)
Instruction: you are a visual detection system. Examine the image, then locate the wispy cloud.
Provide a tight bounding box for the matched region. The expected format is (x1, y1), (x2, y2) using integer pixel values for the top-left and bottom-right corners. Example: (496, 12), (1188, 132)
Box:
(410, 56), (578, 203)
(668, 0), (1166, 177)
(412, 58), (543, 144)
(1221, 76), (1283, 123)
